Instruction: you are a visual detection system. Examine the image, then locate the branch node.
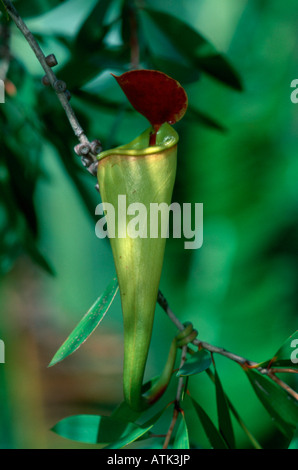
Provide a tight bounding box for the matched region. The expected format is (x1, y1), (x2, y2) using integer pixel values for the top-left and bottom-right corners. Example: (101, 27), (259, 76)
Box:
(88, 161), (98, 176)
(90, 139), (102, 155)
(53, 79), (67, 93)
(45, 54), (58, 67)
(41, 75), (50, 87)
(74, 143), (90, 156)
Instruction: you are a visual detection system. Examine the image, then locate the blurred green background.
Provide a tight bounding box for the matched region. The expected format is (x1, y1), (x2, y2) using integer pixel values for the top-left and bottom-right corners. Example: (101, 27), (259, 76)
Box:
(0, 0), (297, 449)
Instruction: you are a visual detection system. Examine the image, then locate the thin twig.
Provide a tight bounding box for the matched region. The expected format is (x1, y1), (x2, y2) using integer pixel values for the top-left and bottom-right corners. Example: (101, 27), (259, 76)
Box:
(268, 372), (298, 401)
(176, 345), (188, 401)
(2, 0), (99, 173)
(270, 368), (298, 374)
(157, 289), (298, 395)
(162, 407), (179, 450)
(157, 290), (258, 368)
(163, 344), (187, 449)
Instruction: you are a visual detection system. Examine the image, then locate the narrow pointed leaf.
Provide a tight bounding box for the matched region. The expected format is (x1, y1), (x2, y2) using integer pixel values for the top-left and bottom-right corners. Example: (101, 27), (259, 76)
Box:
(49, 276), (119, 367)
(14, 0), (62, 18)
(245, 368), (298, 439)
(141, 8), (242, 91)
(289, 427), (298, 449)
(195, 54), (243, 91)
(111, 400), (143, 424)
(270, 331), (298, 369)
(76, 0), (111, 51)
(190, 395), (228, 449)
(149, 55), (201, 85)
(226, 397), (262, 449)
(52, 414), (152, 447)
(214, 368), (235, 448)
(187, 106), (226, 132)
(129, 437), (164, 449)
(172, 413), (189, 449)
(257, 331), (298, 369)
(205, 368), (261, 449)
(111, 395), (168, 429)
(177, 349), (211, 377)
(104, 422), (153, 449)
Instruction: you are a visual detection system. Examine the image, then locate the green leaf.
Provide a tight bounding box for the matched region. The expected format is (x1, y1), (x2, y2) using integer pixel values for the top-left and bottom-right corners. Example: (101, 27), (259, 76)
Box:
(52, 414), (152, 447)
(214, 368), (235, 448)
(0, 0), (9, 20)
(26, 0), (98, 38)
(245, 368), (298, 440)
(190, 395), (228, 449)
(289, 427), (298, 449)
(129, 437), (164, 449)
(111, 378), (168, 428)
(269, 331), (298, 369)
(172, 413), (189, 449)
(177, 349), (212, 377)
(58, 48), (129, 89)
(205, 368), (261, 449)
(226, 398), (262, 449)
(75, 0), (111, 51)
(104, 424), (152, 450)
(140, 8), (242, 91)
(195, 54), (242, 91)
(49, 276), (119, 366)
(15, 0), (63, 18)
(187, 106), (226, 132)
(75, 89), (133, 113)
(257, 331), (298, 369)
(149, 55), (201, 85)
(111, 400), (143, 424)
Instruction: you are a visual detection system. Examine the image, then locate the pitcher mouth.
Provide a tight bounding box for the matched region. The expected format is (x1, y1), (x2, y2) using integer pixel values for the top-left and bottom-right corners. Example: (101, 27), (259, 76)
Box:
(96, 122), (179, 162)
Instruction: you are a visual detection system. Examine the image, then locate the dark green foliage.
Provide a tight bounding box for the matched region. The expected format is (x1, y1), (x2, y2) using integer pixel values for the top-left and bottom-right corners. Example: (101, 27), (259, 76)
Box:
(0, 0), (298, 450)
(0, 0), (238, 276)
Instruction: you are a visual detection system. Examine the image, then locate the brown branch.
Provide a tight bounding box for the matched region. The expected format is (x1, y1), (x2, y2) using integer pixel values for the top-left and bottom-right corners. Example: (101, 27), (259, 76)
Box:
(157, 289), (298, 404)
(270, 368), (298, 374)
(157, 290), (258, 368)
(176, 345), (188, 400)
(268, 372), (298, 401)
(2, 0), (100, 175)
(162, 407), (179, 450)
(162, 344), (187, 449)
